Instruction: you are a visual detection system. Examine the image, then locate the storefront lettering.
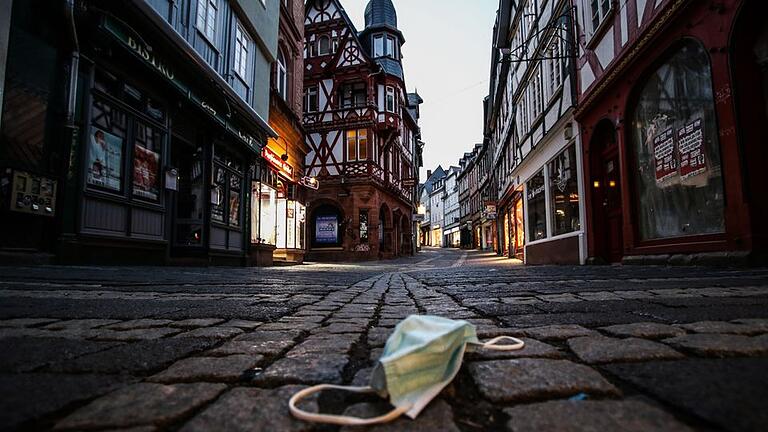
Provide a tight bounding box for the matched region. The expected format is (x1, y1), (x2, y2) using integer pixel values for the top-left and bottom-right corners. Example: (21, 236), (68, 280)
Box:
(262, 146), (294, 179)
(201, 101), (217, 117)
(127, 37), (175, 81)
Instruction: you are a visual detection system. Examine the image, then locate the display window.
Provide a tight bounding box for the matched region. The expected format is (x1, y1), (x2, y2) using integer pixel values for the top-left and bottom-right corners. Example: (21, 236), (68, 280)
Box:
(549, 145), (581, 236)
(630, 40), (725, 240)
(527, 171), (547, 241)
(174, 145), (205, 246)
(251, 163), (306, 250)
(211, 145), (244, 228)
(88, 69), (166, 200)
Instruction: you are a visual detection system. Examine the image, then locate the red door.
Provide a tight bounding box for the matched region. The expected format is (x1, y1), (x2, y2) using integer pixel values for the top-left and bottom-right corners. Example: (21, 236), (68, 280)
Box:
(590, 121), (624, 263)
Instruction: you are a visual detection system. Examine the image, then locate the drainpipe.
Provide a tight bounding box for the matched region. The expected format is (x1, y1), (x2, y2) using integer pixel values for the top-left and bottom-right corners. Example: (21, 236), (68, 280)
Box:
(59, 0), (81, 239)
(64, 0), (80, 132)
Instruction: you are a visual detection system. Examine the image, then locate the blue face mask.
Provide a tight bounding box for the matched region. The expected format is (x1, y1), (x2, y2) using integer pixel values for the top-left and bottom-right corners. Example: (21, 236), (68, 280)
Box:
(289, 315), (524, 426)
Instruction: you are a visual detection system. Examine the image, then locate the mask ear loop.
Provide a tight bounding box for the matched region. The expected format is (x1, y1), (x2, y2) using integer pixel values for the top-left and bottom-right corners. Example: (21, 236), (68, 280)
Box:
(481, 335), (525, 351)
(289, 384), (411, 426)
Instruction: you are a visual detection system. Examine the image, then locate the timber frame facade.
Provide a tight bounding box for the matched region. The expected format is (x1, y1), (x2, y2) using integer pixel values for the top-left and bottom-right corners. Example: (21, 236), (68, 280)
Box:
(302, 0), (422, 261)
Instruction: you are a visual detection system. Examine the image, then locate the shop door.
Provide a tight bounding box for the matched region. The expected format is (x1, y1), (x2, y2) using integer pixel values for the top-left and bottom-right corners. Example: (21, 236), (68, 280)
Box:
(170, 138), (206, 253)
(591, 121), (623, 263)
(513, 197), (525, 259)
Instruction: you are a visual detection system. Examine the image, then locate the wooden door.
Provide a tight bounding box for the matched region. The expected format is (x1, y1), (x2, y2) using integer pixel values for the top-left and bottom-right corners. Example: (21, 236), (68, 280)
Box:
(602, 152), (623, 262)
(590, 121), (623, 263)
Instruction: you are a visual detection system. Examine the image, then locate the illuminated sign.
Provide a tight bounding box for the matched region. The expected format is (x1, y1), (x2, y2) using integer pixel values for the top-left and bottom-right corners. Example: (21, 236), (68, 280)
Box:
(262, 146), (294, 180)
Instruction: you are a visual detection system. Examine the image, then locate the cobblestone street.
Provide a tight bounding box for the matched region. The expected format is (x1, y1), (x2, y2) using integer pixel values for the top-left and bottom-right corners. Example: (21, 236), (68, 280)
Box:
(1, 249), (768, 431)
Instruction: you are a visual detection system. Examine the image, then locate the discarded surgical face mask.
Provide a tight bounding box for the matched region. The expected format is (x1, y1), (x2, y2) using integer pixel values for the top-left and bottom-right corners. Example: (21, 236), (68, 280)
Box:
(289, 315), (524, 426)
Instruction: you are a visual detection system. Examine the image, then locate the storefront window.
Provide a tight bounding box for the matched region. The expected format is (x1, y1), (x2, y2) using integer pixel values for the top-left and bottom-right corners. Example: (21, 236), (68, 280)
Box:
(630, 40), (725, 240)
(133, 122), (163, 201)
(88, 99), (127, 192)
(175, 146), (205, 246)
(549, 145), (580, 236)
(211, 146), (243, 228)
(527, 171), (547, 241)
(257, 183), (277, 245)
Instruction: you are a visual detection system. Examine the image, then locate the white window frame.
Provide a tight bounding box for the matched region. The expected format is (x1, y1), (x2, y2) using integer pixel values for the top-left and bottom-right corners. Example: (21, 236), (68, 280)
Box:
(318, 35), (331, 56)
(346, 129), (368, 161)
(276, 48), (288, 100)
(234, 23), (250, 80)
(373, 35), (384, 57)
(385, 86), (396, 113)
(589, 0), (613, 35)
(196, 0), (217, 42)
(304, 85), (319, 113)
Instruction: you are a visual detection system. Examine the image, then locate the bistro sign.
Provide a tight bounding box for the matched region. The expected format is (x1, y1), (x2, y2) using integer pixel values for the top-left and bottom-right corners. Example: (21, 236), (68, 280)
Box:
(102, 17), (263, 154)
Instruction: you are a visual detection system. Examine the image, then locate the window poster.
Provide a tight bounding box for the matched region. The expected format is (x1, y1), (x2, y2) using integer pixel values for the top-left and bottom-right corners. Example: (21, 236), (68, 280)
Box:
(133, 145), (161, 200)
(677, 118), (707, 180)
(87, 128), (123, 191)
(316, 215), (338, 245)
(653, 127), (677, 184)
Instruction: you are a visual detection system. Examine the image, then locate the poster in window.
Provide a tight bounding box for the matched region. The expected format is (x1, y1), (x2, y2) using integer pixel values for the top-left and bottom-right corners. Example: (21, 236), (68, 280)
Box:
(677, 118), (707, 180)
(229, 191), (240, 226)
(315, 215), (338, 244)
(653, 128), (677, 184)
(87, 128), (123, 191)
(133, 145), (161, 200)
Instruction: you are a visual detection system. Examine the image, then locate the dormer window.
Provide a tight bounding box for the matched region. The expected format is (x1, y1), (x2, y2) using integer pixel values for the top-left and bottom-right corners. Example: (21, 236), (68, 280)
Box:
(373, 35), (384, 57)
(386, 36), (396, 59)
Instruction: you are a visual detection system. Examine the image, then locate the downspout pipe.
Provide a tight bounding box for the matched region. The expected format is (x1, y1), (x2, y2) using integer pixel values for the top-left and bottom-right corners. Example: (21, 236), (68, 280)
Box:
(64, 0), (80, 129)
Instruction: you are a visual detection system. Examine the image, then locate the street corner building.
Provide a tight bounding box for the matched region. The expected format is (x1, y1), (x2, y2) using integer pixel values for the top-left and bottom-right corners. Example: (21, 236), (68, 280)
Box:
(573, 0), (768, 265)
(302, 0), (424, 262)
(0, 0), (286, 265)
(480, 0), (767, 266)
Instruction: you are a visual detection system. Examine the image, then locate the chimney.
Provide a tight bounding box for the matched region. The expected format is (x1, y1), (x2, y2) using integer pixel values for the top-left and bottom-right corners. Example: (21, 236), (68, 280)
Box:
(427, 170), (432, 179)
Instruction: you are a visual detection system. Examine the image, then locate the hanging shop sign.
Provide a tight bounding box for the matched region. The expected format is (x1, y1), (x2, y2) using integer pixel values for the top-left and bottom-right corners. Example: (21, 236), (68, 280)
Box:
(677, 118), (706, 180)
(101, 17), (263, 154)
(262, 146), (294, 180)
(653, 128), (677, 184)
(315, 216), (339, 244)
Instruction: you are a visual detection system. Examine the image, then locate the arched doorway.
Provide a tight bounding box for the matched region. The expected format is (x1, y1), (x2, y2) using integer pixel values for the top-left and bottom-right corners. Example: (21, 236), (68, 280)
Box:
(310, 203), (343, 248)
(590, 119), (623, 263)
(731, 1), (768, 252)
(378, 203), (391, 253)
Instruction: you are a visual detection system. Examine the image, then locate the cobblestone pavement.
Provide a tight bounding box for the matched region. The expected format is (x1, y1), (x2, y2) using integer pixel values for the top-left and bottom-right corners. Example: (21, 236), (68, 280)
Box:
(1, 249), (768, 431)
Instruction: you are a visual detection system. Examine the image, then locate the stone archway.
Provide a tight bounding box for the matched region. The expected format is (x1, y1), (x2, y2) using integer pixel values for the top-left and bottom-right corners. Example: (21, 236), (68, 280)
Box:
(309, 201), (344, 249)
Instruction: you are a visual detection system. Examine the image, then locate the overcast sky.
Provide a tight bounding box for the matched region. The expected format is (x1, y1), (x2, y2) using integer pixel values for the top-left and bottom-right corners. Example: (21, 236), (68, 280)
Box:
(340, 0), (499, 178)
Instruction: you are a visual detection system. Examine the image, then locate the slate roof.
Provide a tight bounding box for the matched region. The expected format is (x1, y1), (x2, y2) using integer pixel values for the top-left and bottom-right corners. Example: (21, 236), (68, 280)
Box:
(364, 0), (398, 29)
(376, 58), (404, 80)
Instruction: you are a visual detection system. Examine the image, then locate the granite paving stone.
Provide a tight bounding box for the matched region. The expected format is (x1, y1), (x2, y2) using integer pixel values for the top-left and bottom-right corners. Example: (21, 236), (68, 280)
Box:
(93, 327), (181, 341)
(54, 383), (226, 430)
(0, 373), (133, 431)
(663, 333), (768, 357)
(103, 319), (174, 331)
(504, 400), (694, 432)
(517, 324), (598, 341)
(174, 326), (244, 339)
(0, 318), (60, 327)
(169, 319), (225, 329)
(216, 319), (263, 330)
(0, 337), (121, 372)
(568, 336), (685, 364)
(676, 320), (763, 335)
(466, 338), (563, 360)
(180, 385), (317, 432)
(44, 319), (121, 330)
(605, 358), (768, 432)
(468, 358), (620, 403)
(339, 400), (460, 432)
(255, 353), (349, 385)
(148, 355), (263, 383)
(599, 322), (686, 339)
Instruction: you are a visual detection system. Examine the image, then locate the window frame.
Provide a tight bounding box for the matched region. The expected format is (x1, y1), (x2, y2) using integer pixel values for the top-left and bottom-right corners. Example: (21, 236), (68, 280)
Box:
(304, 85), (319, 113)
(234, 22), (250, 81)
(276, 48), (288, 100)
(196, 0), (218, 43)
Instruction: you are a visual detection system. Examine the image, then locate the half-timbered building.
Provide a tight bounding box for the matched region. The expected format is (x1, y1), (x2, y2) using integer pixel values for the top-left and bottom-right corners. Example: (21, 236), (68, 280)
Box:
(302, 0), (422, 261)
(574, 0), (767, 264)
(488, 0), (586, 264)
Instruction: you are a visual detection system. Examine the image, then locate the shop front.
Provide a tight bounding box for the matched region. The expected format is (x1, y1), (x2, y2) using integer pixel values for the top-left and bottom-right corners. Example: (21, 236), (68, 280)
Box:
(56, 6), (272, 265)
(578, 0), (767, 264)
(250, 146), (307, 266)
(430, 225), (442, 248)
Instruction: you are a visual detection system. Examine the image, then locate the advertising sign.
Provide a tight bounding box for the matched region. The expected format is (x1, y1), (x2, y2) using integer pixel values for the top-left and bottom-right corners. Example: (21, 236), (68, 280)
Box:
(87, 128), (123, 191)
(315, 215), (338, 245)
(677, 118), (706, 180)
(653, 128), (676, 183)
(262, 146), (294, 180)
(133, 145), (160, 200)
